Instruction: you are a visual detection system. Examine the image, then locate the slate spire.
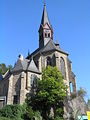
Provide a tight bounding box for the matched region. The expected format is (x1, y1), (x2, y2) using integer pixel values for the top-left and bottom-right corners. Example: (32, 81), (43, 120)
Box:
(39, 4), (53, 48)
(41, 4), (50, 26)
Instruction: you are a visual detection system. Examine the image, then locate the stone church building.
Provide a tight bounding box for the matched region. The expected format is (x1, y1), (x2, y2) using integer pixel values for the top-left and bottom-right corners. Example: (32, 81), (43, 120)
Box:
(0, 5), (76, 109)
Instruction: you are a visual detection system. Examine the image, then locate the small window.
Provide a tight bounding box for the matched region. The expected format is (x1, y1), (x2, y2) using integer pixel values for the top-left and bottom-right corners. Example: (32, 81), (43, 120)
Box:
(48, 33), (50, 37)
(13, 95), (18, 104)
(45, 33), (47, 37)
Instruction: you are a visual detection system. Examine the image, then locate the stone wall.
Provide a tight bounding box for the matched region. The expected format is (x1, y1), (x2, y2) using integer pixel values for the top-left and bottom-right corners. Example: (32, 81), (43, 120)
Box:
(64, 96), (88, 119)
(33, 50), (76, 95)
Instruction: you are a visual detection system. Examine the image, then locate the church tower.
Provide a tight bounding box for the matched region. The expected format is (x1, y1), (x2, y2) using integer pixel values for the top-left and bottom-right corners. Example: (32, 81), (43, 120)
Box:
(39, 4), (53, 48)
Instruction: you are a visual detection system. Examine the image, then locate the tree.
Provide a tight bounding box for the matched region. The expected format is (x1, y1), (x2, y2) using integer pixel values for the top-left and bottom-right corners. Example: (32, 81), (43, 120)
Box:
(27, 66), (67, 120)
(77, 87), (87, 98)
(0, 63), (12, 75)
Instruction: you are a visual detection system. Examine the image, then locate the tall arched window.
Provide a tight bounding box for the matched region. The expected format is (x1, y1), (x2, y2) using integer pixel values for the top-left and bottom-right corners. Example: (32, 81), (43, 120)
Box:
(70, 82), (73, 93)
(47, 57), (52, 66)
(60, 57), (66, 79)
(30, 74), (38, 87)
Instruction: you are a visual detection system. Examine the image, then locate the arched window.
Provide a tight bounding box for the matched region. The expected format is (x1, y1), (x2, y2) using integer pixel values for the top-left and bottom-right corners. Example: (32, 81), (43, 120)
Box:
(60, 57), (66, 79)
(70, 82), (73, 93)
(48, 33), (50, 37)
(47, 57), (52, 66)
(30, 74), (38, 87)
(45, 33), (47, 38)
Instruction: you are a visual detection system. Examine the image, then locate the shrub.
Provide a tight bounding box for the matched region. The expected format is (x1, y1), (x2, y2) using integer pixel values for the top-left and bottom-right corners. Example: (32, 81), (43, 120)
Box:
(34, 111), (42, 120)
(25, 106), (34, 120)
(24, 106), (42, 120)
(54, 116), (64, 120)
(0, 117), (11, 120)
(0, 104), (24, 120)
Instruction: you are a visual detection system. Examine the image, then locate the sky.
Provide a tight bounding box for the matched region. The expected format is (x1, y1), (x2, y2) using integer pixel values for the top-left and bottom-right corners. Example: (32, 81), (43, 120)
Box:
(0, 0), (90, 101)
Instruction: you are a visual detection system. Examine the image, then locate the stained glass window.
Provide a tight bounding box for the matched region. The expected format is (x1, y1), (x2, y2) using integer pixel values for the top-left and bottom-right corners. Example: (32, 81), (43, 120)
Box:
(30, 74), (38, 87)
(60, 57), (66, 78)
(47, 57), (52, 66)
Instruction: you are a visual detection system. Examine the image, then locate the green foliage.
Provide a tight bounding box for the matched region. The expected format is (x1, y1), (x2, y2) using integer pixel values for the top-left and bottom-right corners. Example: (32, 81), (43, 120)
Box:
(27, 66), (67, 119)
(25, 106), (34, 119)
(37, 66), (67, 104)
(0, 117), (11, 120)
(34, 111), (42, 120)
(54, 116), (64, 120)
(0, 104), (24, 120)
(0, 63), (8, 75)
(0, 63), (13, 75)
(24, 106), (42, 120)
(77, 87), (87, 98)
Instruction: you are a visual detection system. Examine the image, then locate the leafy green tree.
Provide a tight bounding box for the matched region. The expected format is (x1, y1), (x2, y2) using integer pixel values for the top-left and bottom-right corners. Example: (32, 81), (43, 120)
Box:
(27, 66), (67, 120)
(0, 63), (8, 75)
(0, 63), (12, 75)
(0, 104), (24, 120)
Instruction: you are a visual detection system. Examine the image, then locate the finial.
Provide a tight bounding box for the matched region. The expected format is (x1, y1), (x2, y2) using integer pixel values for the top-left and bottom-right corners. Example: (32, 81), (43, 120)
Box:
(57, 38), (59, 44)
(44, 0), (46, 6)
(28, 49), (30, 56)
(55, 38), (60, 48)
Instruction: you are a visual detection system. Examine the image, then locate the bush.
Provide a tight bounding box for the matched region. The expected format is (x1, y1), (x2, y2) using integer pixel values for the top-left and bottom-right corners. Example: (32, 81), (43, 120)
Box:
(24, 106), (42, 120)
(34, 111), (42, 120)
(0, 104), (24, 120)
(0, 117), (11, 120)
(54, 116), (64, 120)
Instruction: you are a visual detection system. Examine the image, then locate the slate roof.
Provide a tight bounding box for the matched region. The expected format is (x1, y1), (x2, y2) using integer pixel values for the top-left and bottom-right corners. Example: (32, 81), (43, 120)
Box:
(28, 59), (40, 73)
(41, 4), (50, 26)
(12, 59), (28, 72)
(12, 56), (40, 74)
(27, 40), (68, 58)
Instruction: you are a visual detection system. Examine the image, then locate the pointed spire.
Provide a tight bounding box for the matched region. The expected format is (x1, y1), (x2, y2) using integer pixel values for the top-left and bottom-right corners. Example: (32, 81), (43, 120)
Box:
(41, 4), (50, 26)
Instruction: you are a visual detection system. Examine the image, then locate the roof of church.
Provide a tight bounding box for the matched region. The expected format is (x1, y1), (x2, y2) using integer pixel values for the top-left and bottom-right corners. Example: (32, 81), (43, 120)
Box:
(12, 58), (28, 72)
(41, 4), (50, 26)
(28, 58), (40, 73)
(12, 55), (40, 74)
(27, 40), (68, 58)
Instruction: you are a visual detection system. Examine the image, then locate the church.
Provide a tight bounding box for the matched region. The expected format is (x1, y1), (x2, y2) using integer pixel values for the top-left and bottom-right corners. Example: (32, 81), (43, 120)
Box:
(0, 4), (76, 109)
